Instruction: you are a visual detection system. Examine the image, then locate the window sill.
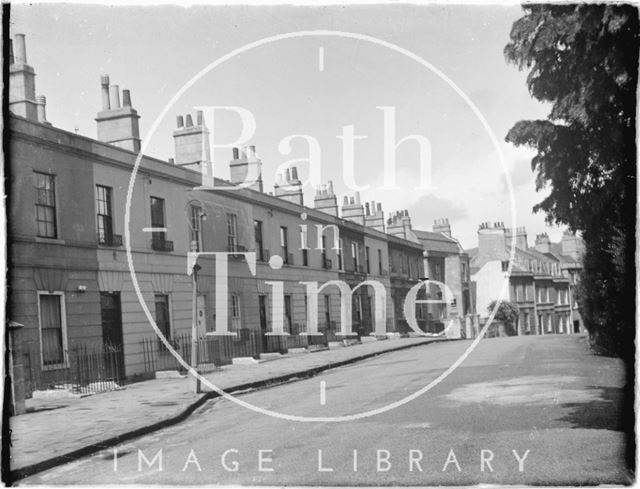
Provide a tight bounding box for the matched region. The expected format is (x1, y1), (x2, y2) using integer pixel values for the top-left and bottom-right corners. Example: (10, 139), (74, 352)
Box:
(41, 362), (69, 371)
(35, 237), (66, 245)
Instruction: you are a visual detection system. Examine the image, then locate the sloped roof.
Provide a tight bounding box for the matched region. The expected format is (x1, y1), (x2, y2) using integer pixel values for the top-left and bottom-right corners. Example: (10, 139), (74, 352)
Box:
(413, 229), (461, 254)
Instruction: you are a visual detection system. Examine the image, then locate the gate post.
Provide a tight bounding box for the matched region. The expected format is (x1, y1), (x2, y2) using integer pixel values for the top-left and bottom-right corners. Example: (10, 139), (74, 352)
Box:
(7, 321), (26, 415)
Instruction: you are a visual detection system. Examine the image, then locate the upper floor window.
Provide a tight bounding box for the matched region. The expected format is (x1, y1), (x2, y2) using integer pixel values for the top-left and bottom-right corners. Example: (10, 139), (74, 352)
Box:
(501, 260), (510, 272)
(338, 239), (344, 270)
(301, 227), (309, 266)
(352, 242), (359, 271)
(227, 214), (238, 252)
(190, 205), (203, 251)
(34, 172), (57, 238)
(96, 185), (114, 244)
(365, 246), (371, 274)
(254, 220), (264, 261)
(280, 226), (289, 264)
(321, 235), (328, 269)
(378, 249), (383, 275)
(150, 196), (172, 251)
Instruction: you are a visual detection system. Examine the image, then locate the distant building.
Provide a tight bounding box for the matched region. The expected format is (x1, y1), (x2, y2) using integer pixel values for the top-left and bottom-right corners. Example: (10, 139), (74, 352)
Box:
(468, 222), (584, 335)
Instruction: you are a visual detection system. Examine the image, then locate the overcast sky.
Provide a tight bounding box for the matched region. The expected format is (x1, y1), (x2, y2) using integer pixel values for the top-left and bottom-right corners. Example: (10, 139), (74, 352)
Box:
(11, 2), (564, 249)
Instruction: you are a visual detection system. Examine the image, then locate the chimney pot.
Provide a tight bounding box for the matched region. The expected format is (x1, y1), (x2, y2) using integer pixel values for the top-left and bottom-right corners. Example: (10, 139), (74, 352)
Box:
(14, 34), (27, 64)
(377, 203), (382, 212)
(350, 197), (355, 205)
(365, 202), (370, 215)
(185, 114), (193, 127)
(232, 147), (239, 159)
(285, 168), (291, 182)
(35, 95), (47, 123)
(109, 84), (121, 109)
(122, 89), (132, 107)
(291, 166), (298, 180)
(328, 180), (334, 195)
(196, 110), (203, 126)
(100, 74), (111, 111)
(177, 115), (184, 128)
(355, 191), (361, 204)
(168, 157), (175, 164)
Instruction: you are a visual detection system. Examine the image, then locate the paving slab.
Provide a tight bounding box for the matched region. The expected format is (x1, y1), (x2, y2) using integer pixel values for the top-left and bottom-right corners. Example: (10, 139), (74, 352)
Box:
(9, 336), (450, 478)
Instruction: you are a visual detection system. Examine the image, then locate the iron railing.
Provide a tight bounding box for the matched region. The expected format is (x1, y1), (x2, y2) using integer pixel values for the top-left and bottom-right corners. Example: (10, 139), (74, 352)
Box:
(151, 236), (174, 252)
(98, 232), (123, 247)
(140, 327), (337, 375)
(23, 342), (123, 398)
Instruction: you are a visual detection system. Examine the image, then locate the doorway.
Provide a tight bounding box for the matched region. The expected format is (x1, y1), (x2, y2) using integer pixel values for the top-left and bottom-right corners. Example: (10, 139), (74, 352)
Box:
(100, 292), (125, 379)
(259, 295), (268, 351)
(573, 320), (580, 333)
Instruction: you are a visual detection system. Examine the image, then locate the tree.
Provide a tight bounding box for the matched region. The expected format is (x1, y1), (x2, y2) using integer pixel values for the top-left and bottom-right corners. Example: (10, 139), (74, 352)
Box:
(487, 300), (520, 336)
(504, 5), (637, 472)
(503, 5), (637, 360)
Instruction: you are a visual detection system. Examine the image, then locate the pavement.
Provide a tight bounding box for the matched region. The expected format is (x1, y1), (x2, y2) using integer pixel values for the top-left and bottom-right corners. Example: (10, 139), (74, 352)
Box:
(8, 334), (450, 479)
(16, 334), (633, 486)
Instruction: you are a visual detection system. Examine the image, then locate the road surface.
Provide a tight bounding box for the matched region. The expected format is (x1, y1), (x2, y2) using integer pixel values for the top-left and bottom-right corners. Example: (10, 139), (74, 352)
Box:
(20, 334), (632, 485)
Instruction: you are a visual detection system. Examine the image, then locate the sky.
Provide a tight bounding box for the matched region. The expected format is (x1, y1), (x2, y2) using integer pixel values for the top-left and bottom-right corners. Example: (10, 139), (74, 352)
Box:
(10, 2), (566, 249)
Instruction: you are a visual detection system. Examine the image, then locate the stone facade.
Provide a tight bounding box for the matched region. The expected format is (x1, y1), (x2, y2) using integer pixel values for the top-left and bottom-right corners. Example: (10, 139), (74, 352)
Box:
(7, 34), (427, 384)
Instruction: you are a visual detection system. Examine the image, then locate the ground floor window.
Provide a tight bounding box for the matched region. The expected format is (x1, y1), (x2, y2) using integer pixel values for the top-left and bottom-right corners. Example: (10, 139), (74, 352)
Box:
(154, 294), (171, 342)
(38, 292), (67, 368)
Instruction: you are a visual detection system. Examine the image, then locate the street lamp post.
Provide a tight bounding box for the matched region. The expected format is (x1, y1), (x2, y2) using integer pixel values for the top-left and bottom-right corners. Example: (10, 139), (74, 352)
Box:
(185, 197), (206, 394)
(189, 240), (201, 393)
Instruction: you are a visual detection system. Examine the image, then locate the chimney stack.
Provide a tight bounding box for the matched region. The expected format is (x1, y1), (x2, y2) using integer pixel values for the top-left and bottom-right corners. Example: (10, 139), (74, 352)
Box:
(534, 232), (551, 254)
(505, 226), (528, 250)
(341, 193), (365, 225)
(230, 145), (263, 192)
(433, 218), (452, 237)
(274, 165), (303, 205)
(364, 200), (385, 232)
(9, 34), (38, 121)
(96, 75), (141, 152)
(560, 230), (584, 260)
(314, 181), (339, 216)
(173, 112), (213, 183)
(477, 220), (508, 262)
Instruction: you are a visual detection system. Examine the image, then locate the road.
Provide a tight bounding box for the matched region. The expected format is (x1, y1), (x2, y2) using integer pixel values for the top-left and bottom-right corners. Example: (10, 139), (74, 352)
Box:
(21, 334), (632, 486)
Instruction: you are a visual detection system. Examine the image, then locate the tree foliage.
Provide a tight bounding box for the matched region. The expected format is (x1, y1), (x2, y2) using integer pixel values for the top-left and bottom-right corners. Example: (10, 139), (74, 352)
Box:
(488, 300), (520, 335)
(504, 4), (637, 360)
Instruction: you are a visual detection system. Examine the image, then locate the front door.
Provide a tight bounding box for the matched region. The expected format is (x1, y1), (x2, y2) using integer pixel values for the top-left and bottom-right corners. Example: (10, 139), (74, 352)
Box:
(259, 295), (268, 351)
(100, 292), (125, 380)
